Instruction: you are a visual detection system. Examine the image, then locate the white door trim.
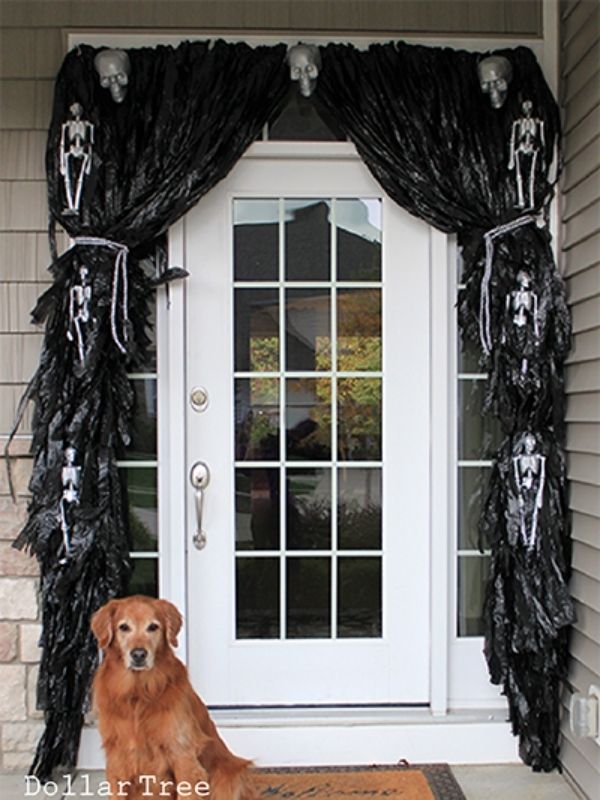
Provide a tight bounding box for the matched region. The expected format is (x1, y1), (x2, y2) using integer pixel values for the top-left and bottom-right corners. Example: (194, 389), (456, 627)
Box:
(429, 226), (452, 716)
(157, 220), (188, 661)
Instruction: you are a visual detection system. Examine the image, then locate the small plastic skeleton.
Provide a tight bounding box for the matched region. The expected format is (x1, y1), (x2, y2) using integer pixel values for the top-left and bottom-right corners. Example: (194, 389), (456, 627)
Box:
(60, 102), (94, 216)
(67, 266), (93, 363)
(512, 433), (546, 551)
(59, 446), (81, 563)
(505, 270), (539, 374)
(509, 100), (545, 210)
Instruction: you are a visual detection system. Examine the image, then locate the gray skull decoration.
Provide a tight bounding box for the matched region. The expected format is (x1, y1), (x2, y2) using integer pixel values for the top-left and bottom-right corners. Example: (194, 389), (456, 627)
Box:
(94, 49), (131, 103)
(286, 43), (321, 98)
(477, 55), (513, 109)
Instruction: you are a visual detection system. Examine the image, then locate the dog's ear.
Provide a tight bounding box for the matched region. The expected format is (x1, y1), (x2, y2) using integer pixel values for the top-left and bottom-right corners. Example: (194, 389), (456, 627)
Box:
(155, 599), (183, 648)
(91, 599), (119, 650)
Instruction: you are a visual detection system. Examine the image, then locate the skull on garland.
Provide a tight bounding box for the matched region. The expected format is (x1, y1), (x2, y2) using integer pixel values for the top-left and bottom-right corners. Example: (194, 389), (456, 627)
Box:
(477, 55), (513, 109)
(286, 44), (321, 98)
(94, 49), (131, 104)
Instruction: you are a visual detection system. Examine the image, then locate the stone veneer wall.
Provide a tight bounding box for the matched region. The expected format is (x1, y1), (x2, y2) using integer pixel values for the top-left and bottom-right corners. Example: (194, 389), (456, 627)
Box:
(0, 495), (43, 770)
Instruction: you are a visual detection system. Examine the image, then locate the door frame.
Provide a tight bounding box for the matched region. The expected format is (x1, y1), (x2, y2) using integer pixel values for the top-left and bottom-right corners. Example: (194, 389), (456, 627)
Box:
(72, 10), (561, 762)
(157, 141), (452, 715)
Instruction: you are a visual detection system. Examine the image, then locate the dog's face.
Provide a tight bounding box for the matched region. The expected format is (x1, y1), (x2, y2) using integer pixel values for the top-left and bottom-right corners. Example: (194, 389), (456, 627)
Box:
(91, 596), (182, 671)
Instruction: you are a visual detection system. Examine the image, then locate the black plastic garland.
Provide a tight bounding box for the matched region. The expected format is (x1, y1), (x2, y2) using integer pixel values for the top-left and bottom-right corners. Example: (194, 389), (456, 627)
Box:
(10, 38), (573, 778)
(316, 43), (573, 771)
(11, 40), (289, 781)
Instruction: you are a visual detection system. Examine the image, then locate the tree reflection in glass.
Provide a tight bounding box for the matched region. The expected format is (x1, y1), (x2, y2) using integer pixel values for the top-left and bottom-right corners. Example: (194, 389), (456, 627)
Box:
(286, 378), (331, 460)
(235, 378), (279, 460)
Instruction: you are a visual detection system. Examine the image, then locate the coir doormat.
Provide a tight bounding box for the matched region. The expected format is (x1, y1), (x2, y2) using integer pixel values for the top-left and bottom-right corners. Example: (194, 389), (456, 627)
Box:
(254, 763), (466, 799)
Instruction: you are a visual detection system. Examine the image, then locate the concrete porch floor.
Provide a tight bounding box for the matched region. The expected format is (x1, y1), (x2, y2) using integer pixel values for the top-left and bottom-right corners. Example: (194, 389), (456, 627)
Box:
(0, 765), (583, 799)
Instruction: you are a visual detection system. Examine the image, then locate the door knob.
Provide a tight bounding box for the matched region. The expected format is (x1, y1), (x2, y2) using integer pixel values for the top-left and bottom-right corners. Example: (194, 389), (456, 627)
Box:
(190, 461), (210, 550)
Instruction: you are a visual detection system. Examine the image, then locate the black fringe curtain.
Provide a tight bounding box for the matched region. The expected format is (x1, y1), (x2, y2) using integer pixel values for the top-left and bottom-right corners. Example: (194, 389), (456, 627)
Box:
(12, 40), (288, 781)
(317, 43), (573, 771)
(11, 37), (573, 780)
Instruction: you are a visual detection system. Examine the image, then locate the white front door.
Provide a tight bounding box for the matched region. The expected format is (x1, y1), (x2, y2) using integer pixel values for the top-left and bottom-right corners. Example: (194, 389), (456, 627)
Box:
(183, 153), (432, 708)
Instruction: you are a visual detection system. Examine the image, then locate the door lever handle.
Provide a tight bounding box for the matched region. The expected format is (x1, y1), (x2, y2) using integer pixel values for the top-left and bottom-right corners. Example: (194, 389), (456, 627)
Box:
(190, 461), (210, 550)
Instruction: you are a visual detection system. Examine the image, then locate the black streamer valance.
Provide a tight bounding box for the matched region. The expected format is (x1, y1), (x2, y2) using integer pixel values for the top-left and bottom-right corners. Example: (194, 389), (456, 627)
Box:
(49, 40), (289, 243)
(317, 43), (560, 232)
(9, 37), (572, 779)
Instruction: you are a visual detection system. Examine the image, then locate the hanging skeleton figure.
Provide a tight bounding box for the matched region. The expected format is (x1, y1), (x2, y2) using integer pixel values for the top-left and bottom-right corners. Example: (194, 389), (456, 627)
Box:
(511, 432), (546, 552)
(503, 269), (540, 376)
(58, 447), (81, 564)
(59, 102), (94, 216)
(509, 100), (545, 210)
(67, 265), (93, 364)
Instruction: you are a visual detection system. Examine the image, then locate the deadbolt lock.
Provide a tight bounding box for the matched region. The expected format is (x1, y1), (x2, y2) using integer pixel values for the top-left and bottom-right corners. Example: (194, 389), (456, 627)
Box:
(190, 386), (209, 412)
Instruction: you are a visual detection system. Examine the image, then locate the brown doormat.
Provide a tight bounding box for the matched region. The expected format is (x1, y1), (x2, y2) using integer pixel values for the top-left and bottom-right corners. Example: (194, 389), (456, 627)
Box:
(254, 763), (466, 799)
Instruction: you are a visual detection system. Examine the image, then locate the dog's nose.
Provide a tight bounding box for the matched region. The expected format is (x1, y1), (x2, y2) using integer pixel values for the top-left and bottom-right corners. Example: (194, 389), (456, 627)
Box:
(130, 648), (147, 665)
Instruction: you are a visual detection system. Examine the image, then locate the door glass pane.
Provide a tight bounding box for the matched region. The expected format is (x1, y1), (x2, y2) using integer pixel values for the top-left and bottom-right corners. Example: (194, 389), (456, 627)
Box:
(458, 380), (502, 459)
(458, 467), (488, 550)
(122, 467), (158, 552)
(285, 288), (331, 371)
(235, 289), (279, 372)
(286, 378), (331, 460)
(234, 199), (279, 281)
(338, 557), (382, 638)
(338, 377), (382, 460)
(235, 378), (279, 460)
(285, 199), (331, 281)
(233, 196), (385, 642)
(337, 198), (382, 281)
(126, 379), (157, 460)
(338, 467), (382, 550)
(144, 296), (157, 371)
(337, 289), (382, 371)
(458, 331), (483, 373)
(235, 468), (280, 551)
(129, 558), (158, 597)
(236, 558), (280, 639)
(286, 557), (331, 638)
(457, 556), (490, 636)
(286, 468), (331, 550)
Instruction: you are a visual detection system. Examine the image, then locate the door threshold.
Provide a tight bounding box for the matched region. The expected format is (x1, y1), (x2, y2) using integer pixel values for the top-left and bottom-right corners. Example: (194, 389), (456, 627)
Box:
(210, 705), (507, 728)
(80, 708), (518, 768)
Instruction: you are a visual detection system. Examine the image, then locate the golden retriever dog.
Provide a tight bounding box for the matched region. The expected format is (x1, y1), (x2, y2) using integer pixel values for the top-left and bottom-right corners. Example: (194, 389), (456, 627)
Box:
(91, 595), (256, 800)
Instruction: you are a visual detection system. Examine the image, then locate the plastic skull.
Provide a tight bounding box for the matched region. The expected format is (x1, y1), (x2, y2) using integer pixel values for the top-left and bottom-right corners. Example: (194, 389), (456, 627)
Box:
(523, 432), (537, 454)
(477, 55), (513, 109)
(516, 270), (532, 289)
(286, 44), (321, 98)
(94, 49), (131, 104)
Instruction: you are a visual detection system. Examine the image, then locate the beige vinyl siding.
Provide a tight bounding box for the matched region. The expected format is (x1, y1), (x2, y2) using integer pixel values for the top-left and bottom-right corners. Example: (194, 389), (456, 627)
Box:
(560, 2), (600, 799)
(0, 0), (543, 35)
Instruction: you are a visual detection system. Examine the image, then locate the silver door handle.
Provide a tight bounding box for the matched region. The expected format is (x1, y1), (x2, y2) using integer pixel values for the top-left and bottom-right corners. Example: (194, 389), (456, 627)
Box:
(190, 461), (210, 550)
